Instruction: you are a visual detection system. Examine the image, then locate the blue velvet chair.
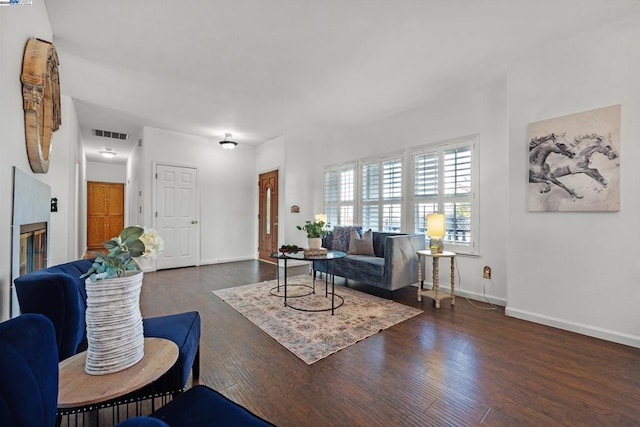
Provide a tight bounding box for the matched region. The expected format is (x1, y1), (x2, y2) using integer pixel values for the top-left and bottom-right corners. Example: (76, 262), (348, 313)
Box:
(118, 386), (276, 426)
(14, 259), (201, 401)
(0, 314), (58, 426)
(0, 314), (274, 427)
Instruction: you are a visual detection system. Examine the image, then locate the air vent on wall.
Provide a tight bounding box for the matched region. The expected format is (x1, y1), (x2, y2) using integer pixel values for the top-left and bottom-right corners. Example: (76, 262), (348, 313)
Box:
(93, 129), (129, 141)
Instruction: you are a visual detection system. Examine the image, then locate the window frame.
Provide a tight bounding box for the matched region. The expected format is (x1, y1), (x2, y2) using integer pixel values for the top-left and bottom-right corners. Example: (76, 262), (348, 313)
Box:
(324, 161), (357, 227)
(360, 151), (404, 232)
(322, 136), (479, 256)
(409, 134), (479, 255)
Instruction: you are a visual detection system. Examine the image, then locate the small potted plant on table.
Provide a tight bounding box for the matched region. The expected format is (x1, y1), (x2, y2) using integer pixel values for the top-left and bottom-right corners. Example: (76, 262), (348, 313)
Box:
(297, 219), (330, 250)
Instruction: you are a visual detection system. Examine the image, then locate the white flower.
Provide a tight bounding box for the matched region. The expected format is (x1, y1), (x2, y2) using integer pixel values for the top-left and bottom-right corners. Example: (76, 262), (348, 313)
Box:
(139, 228), (164, 255)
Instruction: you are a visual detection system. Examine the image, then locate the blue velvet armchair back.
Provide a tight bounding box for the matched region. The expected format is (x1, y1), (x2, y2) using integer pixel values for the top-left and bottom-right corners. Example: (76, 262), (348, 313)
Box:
(14, 258), (94, 360)
(0, 314), (58, 427)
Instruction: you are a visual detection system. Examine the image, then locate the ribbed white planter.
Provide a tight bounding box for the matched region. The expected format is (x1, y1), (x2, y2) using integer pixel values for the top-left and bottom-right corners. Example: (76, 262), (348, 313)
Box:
(308, 237), (322, 249)
(84, 271), (144, 375)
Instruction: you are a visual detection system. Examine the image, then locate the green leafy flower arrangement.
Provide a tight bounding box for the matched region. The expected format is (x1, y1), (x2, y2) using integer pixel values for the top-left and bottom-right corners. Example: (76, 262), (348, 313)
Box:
(82, 226), (160, 282)
(296, 219), (330, 238)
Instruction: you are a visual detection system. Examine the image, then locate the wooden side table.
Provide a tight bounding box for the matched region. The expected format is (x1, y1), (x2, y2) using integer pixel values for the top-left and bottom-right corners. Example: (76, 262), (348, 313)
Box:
(58, 337), (178, 412)
(417, 250), (456, 308)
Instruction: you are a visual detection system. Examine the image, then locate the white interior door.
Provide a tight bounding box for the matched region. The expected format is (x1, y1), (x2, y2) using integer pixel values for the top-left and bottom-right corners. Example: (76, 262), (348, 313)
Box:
(155, 164), (198, 270)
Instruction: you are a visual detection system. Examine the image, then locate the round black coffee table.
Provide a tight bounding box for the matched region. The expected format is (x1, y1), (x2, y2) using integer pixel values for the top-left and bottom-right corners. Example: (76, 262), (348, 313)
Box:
(283, 250), (346, 315)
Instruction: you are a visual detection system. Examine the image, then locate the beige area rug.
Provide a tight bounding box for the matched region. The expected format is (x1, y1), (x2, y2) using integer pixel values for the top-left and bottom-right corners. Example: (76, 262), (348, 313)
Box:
(213, 275), (422, 364)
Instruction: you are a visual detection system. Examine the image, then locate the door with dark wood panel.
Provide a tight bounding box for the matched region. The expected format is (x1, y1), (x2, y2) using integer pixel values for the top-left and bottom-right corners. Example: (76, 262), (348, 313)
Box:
(87, 181), (125, 251)
(258, 170), (278, 262)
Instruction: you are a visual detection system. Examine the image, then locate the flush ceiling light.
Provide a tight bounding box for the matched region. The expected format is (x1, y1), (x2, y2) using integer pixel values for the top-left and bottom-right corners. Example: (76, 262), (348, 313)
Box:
(99, 149), (117, 159)
(219, 133), (238, 150)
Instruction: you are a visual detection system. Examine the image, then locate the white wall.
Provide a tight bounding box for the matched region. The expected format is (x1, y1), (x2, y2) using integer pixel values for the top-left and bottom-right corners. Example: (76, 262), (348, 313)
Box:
(140, 126), (257, 264)
(0, 0), (54, 320)
(284, 134), (325, 248)
(127, 135), (144, 227)
(39, 96), (82, 264)
(506, 15), (640, 347)
(314, 78), (509, 304)
(85, 160), (127, 183)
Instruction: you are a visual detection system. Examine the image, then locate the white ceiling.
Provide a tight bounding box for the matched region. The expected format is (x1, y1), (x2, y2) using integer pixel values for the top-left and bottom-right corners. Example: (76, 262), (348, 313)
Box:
(44, 0), (640, 162)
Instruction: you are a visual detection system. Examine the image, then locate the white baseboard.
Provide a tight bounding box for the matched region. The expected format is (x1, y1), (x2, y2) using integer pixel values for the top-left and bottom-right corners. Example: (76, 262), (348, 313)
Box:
(199, 256), (255, 265)
(455, 287), (506, 306)
(199, 256), (308, 267)
(505, 306), (640, 349)
(412, 283), (506, 306)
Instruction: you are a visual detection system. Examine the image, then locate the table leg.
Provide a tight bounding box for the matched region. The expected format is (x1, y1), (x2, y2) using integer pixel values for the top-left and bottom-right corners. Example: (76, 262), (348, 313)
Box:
(331, 260), (335, 315)
(450, 257), (456, 306)
(325, 262), (329, 297)
(276, 256), (280, 292)
(312, 260), (316, 294)
(283, 257), (288, 307)
(433, 258), (440, 309)
(417, 254), (423, 302)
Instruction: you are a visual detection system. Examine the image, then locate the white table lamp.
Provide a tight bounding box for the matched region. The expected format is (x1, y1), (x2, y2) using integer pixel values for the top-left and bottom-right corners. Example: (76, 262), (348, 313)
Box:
(427, 213), (445, 254)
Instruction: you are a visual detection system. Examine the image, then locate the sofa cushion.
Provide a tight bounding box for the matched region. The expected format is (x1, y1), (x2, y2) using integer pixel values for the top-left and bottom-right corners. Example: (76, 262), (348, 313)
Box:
(348, 229), (375, 256)
(330, 226), (362, 252)
(339, 255), (385, 276)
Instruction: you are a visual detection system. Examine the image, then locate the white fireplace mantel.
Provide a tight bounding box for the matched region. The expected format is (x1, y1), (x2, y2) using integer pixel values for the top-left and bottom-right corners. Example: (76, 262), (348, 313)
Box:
(11, 167), (51, 317)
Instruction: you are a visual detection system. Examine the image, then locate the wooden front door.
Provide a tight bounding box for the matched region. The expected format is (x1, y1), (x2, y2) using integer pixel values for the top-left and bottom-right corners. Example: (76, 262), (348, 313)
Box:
(258, 170), (278, 261)
(87, 181), (125, 251)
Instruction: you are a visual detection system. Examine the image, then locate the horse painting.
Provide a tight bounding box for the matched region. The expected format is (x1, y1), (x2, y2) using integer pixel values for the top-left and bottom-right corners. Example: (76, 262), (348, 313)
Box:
(528, 132), (582, 198)
(551, 133), (619, 188)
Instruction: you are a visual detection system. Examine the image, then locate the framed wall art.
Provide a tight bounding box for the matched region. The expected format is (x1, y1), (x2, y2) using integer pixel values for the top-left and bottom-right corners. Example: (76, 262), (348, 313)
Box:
(528, 104), (621, 212)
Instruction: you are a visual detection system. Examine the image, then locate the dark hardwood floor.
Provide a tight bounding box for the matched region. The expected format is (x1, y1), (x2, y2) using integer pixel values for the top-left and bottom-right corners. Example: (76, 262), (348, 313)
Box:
(140, 260), (640, 426)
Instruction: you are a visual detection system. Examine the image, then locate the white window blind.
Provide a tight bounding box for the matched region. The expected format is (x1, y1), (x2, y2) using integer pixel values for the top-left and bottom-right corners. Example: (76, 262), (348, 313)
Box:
(361, 156), (402, 232)
(324, 163), (356, 226)
(412, 136), (477, 254)
(323, 137), (478, 254)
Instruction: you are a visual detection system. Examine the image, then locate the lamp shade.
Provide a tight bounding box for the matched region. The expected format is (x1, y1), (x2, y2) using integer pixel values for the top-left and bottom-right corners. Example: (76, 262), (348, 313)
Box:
(426, 213), (445, 237)
(314, 213), (327, 224)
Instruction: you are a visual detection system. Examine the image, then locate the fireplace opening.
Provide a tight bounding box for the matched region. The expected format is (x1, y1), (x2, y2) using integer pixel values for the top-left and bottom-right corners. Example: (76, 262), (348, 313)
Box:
(20, 222), (47, 276)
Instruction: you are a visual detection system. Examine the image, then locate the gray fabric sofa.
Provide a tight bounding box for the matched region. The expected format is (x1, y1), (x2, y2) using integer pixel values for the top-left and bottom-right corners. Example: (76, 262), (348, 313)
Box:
(315, 227), (425, 291)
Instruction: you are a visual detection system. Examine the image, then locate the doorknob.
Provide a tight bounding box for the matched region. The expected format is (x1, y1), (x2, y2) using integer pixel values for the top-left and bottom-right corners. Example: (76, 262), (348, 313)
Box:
(273, 222), (278, 226)
(191, 220), (198, 224)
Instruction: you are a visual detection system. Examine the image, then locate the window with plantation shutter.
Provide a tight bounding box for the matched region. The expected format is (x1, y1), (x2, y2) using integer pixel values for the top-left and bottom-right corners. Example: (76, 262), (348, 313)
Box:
(411, 136), (477, 254)
(323, 137), (478, 254)
(361, 155), (402, 232)
(324, 163), (355, 226)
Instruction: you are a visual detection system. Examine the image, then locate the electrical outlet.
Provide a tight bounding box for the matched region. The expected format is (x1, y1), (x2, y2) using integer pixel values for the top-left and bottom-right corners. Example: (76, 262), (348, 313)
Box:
(483, 266), (492, 279)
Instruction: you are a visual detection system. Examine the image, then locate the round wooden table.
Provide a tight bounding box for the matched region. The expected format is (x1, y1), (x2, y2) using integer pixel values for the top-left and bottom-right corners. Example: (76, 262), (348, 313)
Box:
(58, 337), (178, 410)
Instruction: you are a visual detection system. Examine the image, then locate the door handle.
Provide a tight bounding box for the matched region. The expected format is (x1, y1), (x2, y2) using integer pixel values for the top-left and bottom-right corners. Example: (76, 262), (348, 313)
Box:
(273, 222), (278, 226)
(191, 220), (198, 224)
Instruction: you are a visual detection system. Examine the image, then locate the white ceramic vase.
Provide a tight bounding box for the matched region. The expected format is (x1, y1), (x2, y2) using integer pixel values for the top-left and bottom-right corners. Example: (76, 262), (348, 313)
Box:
(308, 237), (322, 249)
(84, 270), (144, 375)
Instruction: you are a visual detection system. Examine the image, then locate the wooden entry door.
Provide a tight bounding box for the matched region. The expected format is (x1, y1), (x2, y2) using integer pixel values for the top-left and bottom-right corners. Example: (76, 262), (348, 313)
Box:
(258, 170), (278, 261)
(87, 181), (124, 251)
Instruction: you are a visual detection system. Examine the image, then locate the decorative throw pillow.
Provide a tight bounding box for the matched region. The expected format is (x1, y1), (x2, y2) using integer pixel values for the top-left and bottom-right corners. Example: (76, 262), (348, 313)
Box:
(331, 226), (363, 252)
(348, 229), (375, 256)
